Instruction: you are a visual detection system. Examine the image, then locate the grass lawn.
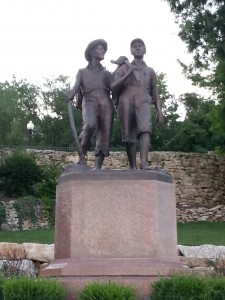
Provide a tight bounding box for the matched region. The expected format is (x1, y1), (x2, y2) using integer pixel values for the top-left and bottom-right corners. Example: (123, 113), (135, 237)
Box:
(177, 221), (225, 246)
(0, 222), (224, 245)
(0, 228), (54, 244)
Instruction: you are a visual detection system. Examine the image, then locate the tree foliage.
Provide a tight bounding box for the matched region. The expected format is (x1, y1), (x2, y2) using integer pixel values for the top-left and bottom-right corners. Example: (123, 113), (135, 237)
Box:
(0, 76), (82, 148)
(0, 74), (222, 153)
(151, 73), (180, 150)
(175, 93), (221, 152)
(152, 87), (221, 152)
(36, 75), (80, 147)
(0, 78), (39, 146)
(164, 0), (225, 147)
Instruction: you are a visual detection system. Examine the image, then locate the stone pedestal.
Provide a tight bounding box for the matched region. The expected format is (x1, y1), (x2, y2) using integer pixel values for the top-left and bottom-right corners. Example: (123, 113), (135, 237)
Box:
(41, 169), (183, 299)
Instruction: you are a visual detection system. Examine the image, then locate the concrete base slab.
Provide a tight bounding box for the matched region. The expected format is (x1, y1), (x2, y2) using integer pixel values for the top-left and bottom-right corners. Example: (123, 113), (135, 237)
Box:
(41, 257), (184, 299)
(42, 257), (182, 277)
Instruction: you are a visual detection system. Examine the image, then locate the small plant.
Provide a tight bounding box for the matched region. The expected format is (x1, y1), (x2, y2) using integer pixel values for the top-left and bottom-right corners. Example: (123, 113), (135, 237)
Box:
(207, 254), (225, 276)
(151, 275), (208, 300)
(3, 276), (65, 300)
(79, 281), (136, 300)
(0, 244), (26, 277)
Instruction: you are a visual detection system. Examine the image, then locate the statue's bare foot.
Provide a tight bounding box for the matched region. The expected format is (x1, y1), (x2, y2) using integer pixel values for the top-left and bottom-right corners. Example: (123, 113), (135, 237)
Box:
(140, 164), (151, 170)
(140, 164), (168, 173)
(140, 165), (171, 176)
(77, 156), (87, 165)
(130, 166), (137, 170)
(63, 160), (90, 173)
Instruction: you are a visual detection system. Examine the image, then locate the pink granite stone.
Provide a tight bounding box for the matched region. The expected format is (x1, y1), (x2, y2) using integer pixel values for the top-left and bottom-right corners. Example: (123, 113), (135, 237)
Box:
(41, 169), (183, 300)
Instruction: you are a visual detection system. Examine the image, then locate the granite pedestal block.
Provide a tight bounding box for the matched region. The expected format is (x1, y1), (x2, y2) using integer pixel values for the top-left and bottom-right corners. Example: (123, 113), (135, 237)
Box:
(41, 169), (183, 299)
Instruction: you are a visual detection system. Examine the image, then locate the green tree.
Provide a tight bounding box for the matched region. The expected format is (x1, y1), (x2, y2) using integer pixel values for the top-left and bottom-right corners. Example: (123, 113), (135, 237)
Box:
(151, 73), (181, 151)
(37, 75), (82, 147)
(0, 77), (39, 146)
(164, 0), (225, 148)
(172, 93), (224, 152)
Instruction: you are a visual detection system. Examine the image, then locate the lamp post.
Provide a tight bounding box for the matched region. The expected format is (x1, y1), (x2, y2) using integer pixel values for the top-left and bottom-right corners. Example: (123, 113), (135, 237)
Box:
(27, 121), (34, 147)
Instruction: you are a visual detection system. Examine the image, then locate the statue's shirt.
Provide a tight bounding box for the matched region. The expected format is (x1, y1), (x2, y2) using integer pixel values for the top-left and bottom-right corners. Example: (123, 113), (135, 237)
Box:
(114, 61), (158, 105)
(77, 64), (112, 100)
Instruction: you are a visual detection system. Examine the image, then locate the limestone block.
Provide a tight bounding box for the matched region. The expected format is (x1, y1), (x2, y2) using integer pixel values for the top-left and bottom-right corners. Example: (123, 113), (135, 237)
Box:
(178, 245), (225, 259)
(0, 259), (36, 277)
(191, 266), (214, 275)
(180, 257), (208, 268)
(39, 262), (49, 270)
(23, 243), (54, 262)
(64, 155), (77, 163)
(0, 243), (26, 259)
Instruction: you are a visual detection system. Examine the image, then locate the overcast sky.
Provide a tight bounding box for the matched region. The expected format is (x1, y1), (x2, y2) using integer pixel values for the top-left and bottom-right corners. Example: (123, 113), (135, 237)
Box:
(0, 0), (207, 99)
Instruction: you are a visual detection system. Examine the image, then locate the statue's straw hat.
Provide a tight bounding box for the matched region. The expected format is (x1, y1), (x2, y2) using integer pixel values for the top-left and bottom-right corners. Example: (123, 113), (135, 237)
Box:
(85, 39), (108, 62)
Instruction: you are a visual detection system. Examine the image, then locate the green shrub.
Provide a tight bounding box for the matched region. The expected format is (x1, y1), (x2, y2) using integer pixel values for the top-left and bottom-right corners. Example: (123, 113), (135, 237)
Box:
(151, 275), (225, 299)
(33, 161), (61, 226)
(35, 161), (62, 199)
(0, 151), (43, 197)
(3, 276), (65, 300)
(79, 281), (136, 300)
(207, 276), (225, 300)
(39, 196), (56, 226)
(151, 275), (208, 300)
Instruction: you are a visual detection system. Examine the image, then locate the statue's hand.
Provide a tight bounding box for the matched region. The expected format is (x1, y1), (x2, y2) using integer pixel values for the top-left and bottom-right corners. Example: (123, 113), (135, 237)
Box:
(64, 90), (75, 102)
(156, 112), (164, 127)
(127, 64), (137, 74)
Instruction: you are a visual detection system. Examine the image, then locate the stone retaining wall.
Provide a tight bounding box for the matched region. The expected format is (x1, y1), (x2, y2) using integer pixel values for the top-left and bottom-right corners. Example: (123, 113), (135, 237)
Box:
(0, 149), (225, 224)
(1, 200), (49, 230)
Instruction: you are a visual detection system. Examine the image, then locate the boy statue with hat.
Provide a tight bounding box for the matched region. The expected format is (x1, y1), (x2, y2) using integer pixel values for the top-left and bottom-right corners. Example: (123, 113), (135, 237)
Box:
(65, 39), (114, 170)
(111, 38), (164, 170)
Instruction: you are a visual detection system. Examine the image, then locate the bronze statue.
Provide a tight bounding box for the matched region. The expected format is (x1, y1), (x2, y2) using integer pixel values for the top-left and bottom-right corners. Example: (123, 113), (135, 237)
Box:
(65, 39), (114, 170)
(111, 38), (163, 170)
